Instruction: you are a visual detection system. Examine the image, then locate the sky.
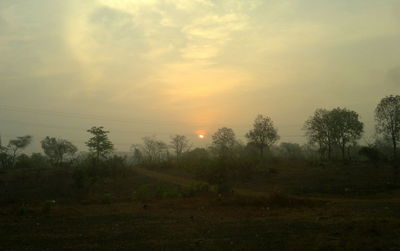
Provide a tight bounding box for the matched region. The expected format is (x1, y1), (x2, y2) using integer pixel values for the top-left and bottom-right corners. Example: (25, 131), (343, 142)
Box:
(0, 0), (399, 152)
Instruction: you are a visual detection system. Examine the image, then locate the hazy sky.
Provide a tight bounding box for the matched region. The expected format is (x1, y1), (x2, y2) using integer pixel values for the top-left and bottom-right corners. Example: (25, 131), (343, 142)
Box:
(0, 0), (399, 152)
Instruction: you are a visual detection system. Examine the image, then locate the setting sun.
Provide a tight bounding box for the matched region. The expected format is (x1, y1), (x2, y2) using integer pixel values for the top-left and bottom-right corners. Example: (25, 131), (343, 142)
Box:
(196, 130), (206, 139)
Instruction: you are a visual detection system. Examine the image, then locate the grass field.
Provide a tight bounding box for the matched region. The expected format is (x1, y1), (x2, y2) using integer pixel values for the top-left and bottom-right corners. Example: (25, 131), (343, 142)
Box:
(1, 162), (400, 250)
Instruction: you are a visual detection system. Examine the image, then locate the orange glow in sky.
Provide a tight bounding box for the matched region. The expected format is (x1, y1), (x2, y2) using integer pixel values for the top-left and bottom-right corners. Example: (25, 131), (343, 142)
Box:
(196, 130), (206, 139)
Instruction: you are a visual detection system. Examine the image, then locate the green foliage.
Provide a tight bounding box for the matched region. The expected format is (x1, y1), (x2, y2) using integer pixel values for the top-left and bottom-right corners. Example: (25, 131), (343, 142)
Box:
(71, 155), (129, 191)
(17, 202), (29, 216)
(304, 107), (363, 160)
(132, 184), (181, 200)
(86, 126), (114, 161)
(246, 114), (279, 157)
(41, 137), (77, 166)
(212, 127), (237, 159)
(14, 153), (50, 169)
(182, 182), (210, 197)
(100, 193), (113, 204)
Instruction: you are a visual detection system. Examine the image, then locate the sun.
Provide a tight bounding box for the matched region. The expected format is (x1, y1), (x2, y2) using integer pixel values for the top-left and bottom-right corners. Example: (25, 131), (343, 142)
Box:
(196, 130), (206, 139)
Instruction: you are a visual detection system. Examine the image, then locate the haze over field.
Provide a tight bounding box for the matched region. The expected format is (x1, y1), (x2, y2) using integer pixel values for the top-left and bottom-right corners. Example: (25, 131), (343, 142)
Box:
(0, 0), (399, 152)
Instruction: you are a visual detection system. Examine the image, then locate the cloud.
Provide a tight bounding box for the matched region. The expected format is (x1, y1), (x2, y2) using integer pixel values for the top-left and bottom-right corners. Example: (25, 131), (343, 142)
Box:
(1, 0), (400, 151)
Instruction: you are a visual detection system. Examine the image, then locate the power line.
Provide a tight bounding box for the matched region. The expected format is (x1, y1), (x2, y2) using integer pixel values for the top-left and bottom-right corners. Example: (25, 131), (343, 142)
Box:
(0, 104), (206, 127)
(0, 118), (306, 139)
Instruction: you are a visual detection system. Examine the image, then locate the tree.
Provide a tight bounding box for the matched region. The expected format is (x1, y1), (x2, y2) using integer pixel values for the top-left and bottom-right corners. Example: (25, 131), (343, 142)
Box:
(279, 142), (303, 159)
(8, 135), (32, 167)
(246, 115), (279, 157)
(304, 108), (363, 160)
(85, 126), (114, 162)
(141, 136), (168, 163)
(41, 137), (78, 166)
(329, 108), (364, 160)
(169, 135), (191, 160)
(304, 109), (333, 160)
(212, 127), (237, 159)
(375, 95), (400, 159)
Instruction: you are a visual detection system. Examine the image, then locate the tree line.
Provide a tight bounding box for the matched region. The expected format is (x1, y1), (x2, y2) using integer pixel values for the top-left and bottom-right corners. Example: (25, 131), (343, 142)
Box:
(0, 95), (399, 169)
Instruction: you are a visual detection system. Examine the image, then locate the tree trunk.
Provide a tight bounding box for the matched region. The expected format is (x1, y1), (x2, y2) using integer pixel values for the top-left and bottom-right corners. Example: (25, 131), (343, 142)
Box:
(393, 135), (397, 160)
(328, 143), (332, 161)
(341, 142), (346, 161)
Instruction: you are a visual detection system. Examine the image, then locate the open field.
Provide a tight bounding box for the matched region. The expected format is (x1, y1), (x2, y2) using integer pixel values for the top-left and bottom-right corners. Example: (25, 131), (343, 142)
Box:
(1, 163), (400, 250)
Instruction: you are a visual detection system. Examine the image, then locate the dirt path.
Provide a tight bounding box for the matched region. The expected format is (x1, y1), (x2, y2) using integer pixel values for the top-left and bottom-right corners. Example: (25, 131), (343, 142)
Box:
(132, 167), (272, 197)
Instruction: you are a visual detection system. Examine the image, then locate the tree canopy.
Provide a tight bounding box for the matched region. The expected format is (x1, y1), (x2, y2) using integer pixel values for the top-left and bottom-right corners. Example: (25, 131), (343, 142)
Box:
(246, 115), (279, 157)
(86, 126), (114, 161)
(375, 95), (400, 159)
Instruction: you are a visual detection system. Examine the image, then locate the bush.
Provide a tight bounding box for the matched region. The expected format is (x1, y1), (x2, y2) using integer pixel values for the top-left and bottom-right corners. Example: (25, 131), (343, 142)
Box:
(14, 153), (50, 169)
(182, 182), (210, 197)
(359, 146), (384, 164)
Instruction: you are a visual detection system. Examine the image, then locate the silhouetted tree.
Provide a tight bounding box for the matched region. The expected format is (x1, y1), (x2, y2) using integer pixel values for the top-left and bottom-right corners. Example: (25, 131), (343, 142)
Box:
(304, 109), (335, 160)
(41, 137), (77, 166)
(212, 127), (237, 159)
(246, 115), (279, 157)
(169, 135), (191, 160)
(375, 95), (400, 159)
(305, 108), (363, 160)
(86, 126), (114, 162)
(8, 135), (32, 167)
(278, 142), (303, 159)
(141, 136), (168, 163)
(330, 108), (364, 160)
(130, 144), (143, 165)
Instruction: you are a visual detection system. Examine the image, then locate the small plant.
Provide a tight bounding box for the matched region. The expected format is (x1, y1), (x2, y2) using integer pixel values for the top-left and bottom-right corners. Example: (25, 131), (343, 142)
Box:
(17, 202), (29, 216)
(132, 184), (156, 201)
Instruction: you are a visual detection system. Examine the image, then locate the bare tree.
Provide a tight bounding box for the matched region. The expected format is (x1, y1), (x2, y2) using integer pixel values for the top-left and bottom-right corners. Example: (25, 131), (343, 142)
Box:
(169, 135), (191, 160)
(246, 115), (279, 157)
(8, 135), (32, 167)
(375, 95), (400, 159)
(41, 137), (78, 166)
(141, 136), (168, 163)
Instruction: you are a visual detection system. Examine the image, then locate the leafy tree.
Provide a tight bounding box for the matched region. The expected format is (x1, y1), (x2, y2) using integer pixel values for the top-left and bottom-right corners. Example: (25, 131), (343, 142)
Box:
(329, 108), (364, 160)
(41, 137), (78, 166)
(304, 109), (333, 160)
(169, 135), (191, 160)
(85, 126), (114, 162)
(212, 127), (237, 159)
(375, 95), (400, 159)
(246, 115), (279, 157)
(305, 108), (363, 160)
